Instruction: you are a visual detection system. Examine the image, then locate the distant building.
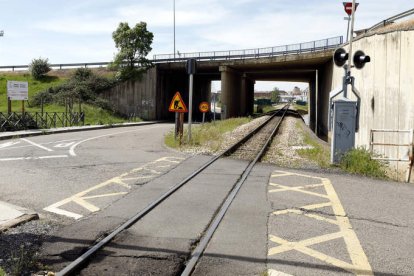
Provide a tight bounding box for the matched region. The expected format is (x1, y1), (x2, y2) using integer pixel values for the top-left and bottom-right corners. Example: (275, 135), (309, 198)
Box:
(254, 91), (272, 99)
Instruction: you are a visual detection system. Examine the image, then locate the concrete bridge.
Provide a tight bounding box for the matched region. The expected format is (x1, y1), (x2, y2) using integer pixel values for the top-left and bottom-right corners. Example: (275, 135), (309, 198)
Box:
(102, 23), (414, 182)
(102, 36), (343, 138)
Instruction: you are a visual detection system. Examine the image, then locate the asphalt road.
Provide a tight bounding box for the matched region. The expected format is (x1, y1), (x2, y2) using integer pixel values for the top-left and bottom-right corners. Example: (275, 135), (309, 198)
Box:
(1, 123), (413, 275)
(0, 123), (185, 223)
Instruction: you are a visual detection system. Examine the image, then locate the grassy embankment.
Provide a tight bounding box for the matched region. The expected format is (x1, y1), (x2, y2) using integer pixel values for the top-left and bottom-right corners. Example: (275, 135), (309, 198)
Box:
(295, 121), (331, 168)
(0, 71), (129, 126)
(165, 117), (251, 151)
(293, 103), (308, 115)
(289, 120), (388, 179)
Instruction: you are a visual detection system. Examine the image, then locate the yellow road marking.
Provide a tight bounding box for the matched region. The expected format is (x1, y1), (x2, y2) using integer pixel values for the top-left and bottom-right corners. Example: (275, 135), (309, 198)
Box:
(81, 192), (128, 200)
(271, 172), (294, 178)
(269, 183), (329, 199)
(268, 269), (293, 276)
(44, 156), (184, 219)
(269, 232), (344, 255)
(272, 208), (340, 225)
(268, 170), (373, 276)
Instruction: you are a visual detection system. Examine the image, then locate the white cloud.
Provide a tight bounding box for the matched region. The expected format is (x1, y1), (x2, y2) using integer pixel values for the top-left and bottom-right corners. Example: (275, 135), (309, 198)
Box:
(2, 0), (413, 67)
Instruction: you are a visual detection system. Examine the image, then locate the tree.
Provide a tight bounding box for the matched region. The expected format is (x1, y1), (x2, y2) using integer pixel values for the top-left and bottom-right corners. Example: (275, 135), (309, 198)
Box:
(112, 22), (154, 80)
(271, 87), (280, 103)
(29, 57), (51, 80)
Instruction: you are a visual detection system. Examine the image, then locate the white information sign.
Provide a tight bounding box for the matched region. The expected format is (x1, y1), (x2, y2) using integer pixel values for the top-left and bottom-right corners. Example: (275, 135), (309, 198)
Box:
(7, 81), (28, 100)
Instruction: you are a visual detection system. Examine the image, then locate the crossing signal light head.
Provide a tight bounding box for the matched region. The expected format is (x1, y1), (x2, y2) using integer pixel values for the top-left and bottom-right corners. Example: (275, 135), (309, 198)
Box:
(353, 50), (371, 69)
(333, 48), (349, 67)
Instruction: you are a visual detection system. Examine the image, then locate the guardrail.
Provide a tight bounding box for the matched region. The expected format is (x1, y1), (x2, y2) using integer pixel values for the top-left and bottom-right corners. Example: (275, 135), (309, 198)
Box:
(0, 36), (343, 71)
(153, 36), (343, 62)
(367, 8), (414, 32)
(0, 62), (110, 72)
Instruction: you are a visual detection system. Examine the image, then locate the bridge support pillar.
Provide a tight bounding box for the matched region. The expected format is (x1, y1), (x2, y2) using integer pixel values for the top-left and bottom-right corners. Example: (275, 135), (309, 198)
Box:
(241, 75), (255, 116)
(220, 66), (242, 119)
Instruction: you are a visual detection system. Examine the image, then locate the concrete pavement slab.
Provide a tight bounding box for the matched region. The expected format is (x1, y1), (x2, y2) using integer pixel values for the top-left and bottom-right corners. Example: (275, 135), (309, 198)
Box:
(192, 163), (274, 276)
(40, 155), (214, 270)
(0, 200), (38, 231)
(78, 157), (251, 275)
(38, 156), (414, 275)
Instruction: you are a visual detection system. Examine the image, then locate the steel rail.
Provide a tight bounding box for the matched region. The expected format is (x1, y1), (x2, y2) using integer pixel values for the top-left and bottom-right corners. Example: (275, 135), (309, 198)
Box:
(181, 105), (289, 276)
(56, 106), (288, 276)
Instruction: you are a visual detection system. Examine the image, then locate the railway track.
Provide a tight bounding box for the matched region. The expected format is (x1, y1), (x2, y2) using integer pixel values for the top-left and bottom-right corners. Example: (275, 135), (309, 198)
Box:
(55, 105), (290, 276)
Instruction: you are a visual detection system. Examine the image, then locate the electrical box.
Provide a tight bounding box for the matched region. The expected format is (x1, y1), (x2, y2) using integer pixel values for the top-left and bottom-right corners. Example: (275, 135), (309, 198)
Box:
(331, 98), (357, 163)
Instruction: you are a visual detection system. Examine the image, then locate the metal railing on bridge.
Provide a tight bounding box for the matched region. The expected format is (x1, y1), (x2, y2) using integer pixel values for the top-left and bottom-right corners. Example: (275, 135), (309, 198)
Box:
(0, 36), (343, 71)
(153, 36), (343, 62)
(0, 112), (84, 132)
(0, 62), (110, 72)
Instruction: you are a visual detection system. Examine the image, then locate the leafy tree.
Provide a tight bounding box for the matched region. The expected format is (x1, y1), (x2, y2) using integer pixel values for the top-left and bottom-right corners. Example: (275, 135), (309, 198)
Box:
(29, 57), (51, 80)
(112, 22), (154, 80)
(271, 87), (280, 103)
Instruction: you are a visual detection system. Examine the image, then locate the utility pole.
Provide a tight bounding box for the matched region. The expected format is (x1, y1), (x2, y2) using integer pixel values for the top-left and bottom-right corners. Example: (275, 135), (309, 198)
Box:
(173, 0), (176, 60)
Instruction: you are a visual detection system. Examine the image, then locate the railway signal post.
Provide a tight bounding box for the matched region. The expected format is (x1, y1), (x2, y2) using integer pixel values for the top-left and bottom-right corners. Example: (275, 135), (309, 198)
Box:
(329, 0), (370, 164)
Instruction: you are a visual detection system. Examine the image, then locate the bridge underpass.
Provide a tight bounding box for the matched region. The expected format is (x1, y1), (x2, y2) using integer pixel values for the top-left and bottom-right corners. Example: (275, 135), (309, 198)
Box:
(155, 50), (334, 139)
(102, 36), (341, 140)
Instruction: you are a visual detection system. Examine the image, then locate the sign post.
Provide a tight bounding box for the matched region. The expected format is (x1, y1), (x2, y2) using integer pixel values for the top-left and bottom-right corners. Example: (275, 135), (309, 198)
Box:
(343, 2), (358, 42)
(186, 59), (197, 142)
(169, 91), (188, 145)
(199, 101), (209, 125)
(7, 81), (28, 114)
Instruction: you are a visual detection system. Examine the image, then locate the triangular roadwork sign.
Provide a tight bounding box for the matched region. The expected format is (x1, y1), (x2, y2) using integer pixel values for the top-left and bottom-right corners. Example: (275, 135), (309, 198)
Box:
(169, 91), (188, 113)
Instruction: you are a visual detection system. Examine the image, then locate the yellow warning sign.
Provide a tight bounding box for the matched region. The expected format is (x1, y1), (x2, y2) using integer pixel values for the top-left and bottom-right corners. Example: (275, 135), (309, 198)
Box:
(169, 91), (188, 113)
(199, 102), (209, 113)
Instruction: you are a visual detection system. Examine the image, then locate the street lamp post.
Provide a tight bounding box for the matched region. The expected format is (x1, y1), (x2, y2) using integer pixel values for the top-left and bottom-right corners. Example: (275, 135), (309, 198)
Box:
(173, 0), (176, 60)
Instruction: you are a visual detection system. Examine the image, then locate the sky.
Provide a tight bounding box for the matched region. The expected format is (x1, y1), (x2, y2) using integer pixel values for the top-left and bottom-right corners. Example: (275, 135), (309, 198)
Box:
(0, 0), (412, 91)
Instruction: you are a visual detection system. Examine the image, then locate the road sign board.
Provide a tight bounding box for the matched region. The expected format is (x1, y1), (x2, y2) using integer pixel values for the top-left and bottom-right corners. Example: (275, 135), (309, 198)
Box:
(343, 2), (359, 16)
(169, 92), (188, 113)
(199, 102), (209, 113)
(7, 81), (28, 100)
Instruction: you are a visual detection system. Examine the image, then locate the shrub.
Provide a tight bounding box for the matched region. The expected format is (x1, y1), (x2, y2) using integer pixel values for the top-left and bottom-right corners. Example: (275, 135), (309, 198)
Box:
(73, 67), (93, 81)
(340, 147), (388, 179)
(29, 58), (51, 80)
(31, 68), (118, 110)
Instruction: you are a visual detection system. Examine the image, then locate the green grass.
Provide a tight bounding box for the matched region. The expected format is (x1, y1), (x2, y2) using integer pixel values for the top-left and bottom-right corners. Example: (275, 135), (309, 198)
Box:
(296, 121), (330, 168)
(339, 147), (388, 178)
(82, 105), (132, 125)
(294, 103), (308, 115)
(262, 105), (276, 113)
(0, 267), (5, 276)
(0, 73), (66, 113)
(0, 72), (131, 126)
(165, 117), (252, 150)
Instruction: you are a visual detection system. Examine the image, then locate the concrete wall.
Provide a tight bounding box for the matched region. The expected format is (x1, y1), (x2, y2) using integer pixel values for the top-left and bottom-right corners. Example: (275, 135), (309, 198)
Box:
(102, 66), (212, 122)
(331, 30), (414, 181)
(101, 68), (157, 120)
